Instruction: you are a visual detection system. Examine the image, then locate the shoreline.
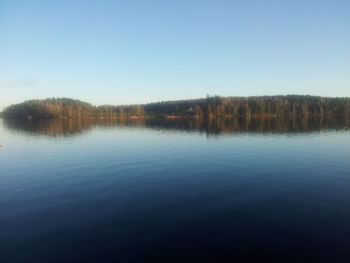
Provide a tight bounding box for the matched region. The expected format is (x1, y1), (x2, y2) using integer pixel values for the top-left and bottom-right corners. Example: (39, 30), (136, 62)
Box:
(1, 112), (347, 121)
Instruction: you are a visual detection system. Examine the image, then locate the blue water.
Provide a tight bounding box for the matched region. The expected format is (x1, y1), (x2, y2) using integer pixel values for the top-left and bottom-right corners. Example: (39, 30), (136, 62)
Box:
(1, 119), (350, 262)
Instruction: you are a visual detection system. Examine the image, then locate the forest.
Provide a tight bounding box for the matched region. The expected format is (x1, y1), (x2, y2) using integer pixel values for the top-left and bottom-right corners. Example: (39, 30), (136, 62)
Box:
(2, 95), (350, 119)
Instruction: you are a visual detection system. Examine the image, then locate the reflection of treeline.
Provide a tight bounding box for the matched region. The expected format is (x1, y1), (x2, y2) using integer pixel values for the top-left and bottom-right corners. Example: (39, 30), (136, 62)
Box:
(3, 118), (147, 137)
(4, 118), (95, 137)
(2, 95), (350, 119)
(4, 115), (350, 137)
(145, 115), (350, 135)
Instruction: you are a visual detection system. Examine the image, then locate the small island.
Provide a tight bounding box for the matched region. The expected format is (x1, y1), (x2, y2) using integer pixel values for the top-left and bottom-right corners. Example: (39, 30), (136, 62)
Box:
(2, 95), (350, 120)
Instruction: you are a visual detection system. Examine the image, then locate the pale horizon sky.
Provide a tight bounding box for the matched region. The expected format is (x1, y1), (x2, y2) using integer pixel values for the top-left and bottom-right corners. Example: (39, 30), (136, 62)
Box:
(1, 0), (349, 110)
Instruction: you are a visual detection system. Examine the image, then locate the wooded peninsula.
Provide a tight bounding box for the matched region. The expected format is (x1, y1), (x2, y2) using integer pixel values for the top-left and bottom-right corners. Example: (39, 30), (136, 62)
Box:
(2, 95), (350, 119)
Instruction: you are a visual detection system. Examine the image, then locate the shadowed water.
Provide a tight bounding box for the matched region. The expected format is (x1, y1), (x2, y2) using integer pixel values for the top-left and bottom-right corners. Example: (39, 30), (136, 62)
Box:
(1, 117), (350, 262)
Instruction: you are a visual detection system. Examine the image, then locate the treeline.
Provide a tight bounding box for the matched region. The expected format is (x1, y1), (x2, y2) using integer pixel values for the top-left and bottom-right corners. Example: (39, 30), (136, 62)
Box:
(1, 98), (145, 119)
(2, 95), (350, 119)
(2, 98), (92, 119)
(145, 95), (350, 118)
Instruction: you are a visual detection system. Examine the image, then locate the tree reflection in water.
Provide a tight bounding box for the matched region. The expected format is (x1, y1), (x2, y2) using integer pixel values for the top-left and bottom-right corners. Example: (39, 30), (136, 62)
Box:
(3, 115), (350, 138)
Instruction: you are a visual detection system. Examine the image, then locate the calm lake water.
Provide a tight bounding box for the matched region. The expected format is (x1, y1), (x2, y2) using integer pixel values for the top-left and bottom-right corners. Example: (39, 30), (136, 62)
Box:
(1, 117), (350, 262)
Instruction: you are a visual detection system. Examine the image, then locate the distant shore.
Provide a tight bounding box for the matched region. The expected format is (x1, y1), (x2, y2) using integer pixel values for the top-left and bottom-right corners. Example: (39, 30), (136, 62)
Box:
(2, 95), (350, 120)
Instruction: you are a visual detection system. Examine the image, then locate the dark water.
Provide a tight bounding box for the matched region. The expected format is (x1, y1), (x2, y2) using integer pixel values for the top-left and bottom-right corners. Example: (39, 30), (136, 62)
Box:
(1, 117), (350, 262)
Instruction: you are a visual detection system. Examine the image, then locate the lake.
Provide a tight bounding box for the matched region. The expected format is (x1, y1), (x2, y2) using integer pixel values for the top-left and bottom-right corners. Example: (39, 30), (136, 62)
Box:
(1, 117), (350, 262)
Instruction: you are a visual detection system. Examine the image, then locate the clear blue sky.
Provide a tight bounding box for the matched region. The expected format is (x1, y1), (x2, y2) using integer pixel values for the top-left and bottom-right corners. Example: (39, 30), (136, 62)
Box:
(1, 0), (349, 109)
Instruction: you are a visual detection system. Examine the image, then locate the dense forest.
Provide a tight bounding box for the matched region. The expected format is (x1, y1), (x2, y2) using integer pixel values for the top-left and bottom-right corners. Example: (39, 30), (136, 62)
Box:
(2, 95), (350, 119)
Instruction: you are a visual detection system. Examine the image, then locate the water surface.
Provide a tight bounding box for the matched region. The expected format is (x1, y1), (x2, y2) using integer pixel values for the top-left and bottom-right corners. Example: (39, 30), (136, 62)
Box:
(1, 117), (350, 262)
